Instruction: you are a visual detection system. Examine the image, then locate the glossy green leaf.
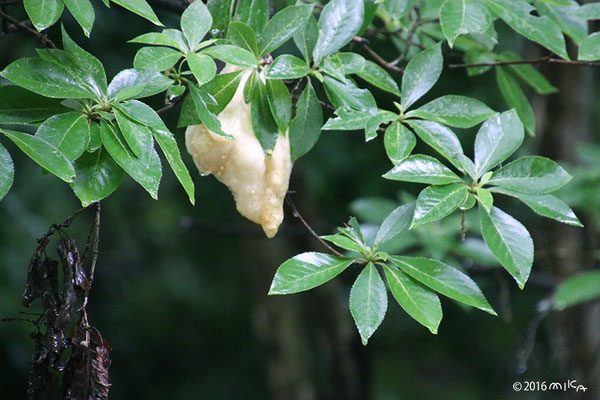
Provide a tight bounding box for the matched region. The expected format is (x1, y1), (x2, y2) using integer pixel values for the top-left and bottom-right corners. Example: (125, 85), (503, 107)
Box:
(321, 234), (365, 253)
(269, 252), (354, 295)
(108, 69), (172, 101)
(375, 202), (415, 247)
(489, 156), (571, 194)
(496, 51), (557, 95)
(188, 85), (230, 139)
(70, 148), (124, 206)
(1, 128), (75, 183)
(356, 60), (400, 96)
(24, 0), (64, 31)
(365, 111), (397, 142)
(338, 52), (366, 74)
(265, 55), (311, 79)
(323, 76), (377, 112)
(250, 80), (279, 152)
(114, 109), (154, 164)
(289, 81), (322, 161)
(384, 154), (462, 185)
(496, 68), (535, 136)
(313, 0), (365, 64)
(134, 47), (182, 71)
(35, 112), (90, 161)
(202, 70), (244, 114)
(111, 0), (162, 26)
(339, 216), (366, 246)
(100, 122), (162, 199)
(476, 187), (493, 213)
(63, 0), (95, 36)
(389, 256), (496, 315)
(473, 110), (524, 178)
(323, 108), (370, 131)
(384, 264), (442, 334)
(572, 3), (600, 20)
(0, 86), (69, 124)
(113, 100), (168, 132)
(350, 263), (388, 345)
(407, 95), (496, 128)
(227, 22), (258, 55)
(153, 129), (195, 205)
(489, 187), (582, 227)
(87, 121), (102, 152)
(181, 0), (212, 50)
(407, 120), (468, 173)
(322, 56), (347, 82)
(266, 79), (292, 133)
(411, 183), (468, 228)
(553, 271), (600, 310)
(293, 15), (318, 62)
(578, 32), (600, 61)
(0, 142), (14, 201)
(535, 1), (587, 44)
(129, 32), (186, 51)
(401, 43), (443, 110)
(259, 5), (314, 56)
(384, 122), (416, 164)
(202, 45), (258, 67)
(234, 0), (268, 34)
(187, 52), (217, 85)
(440, 0), (491, 47)
(479, 205), (533, 289)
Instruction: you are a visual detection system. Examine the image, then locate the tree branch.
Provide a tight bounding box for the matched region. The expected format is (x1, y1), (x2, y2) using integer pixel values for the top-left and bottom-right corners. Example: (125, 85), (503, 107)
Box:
(0, 9), (56, 48)
(448, 56), (600, 69)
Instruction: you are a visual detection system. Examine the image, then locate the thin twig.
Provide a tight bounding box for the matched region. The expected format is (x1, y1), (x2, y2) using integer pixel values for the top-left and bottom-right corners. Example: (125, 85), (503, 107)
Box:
(448, 56), (600, 69)
(356, 38), (404, 73)
(0, 9), (56, 48)
(80, 203), (101, 317)
(285, 196), (345, 257)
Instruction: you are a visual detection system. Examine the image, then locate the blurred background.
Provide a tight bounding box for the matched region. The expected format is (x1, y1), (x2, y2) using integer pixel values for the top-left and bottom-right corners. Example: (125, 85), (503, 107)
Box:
(1, 2), (599, 399)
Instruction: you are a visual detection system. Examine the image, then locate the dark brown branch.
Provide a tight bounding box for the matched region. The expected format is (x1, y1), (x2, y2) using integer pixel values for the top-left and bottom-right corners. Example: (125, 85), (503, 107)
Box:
(0, 9), (56, 48)
(352, 37), (403, 73)
(448, 56), (600, 69)
(285, 196), (345, 257)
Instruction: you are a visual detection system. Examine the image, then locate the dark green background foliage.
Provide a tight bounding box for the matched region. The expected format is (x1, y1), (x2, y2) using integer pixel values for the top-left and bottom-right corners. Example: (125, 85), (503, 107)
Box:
(1, 0), (600, 399)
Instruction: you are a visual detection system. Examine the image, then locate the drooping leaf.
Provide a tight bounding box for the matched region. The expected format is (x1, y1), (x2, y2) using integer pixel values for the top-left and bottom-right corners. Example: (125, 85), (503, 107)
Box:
(70, 148), (124, 206)
(250, 80), (279, 152)
(384, 264), (442, 334)
(0, 86), (69, 124)
(63, 0), (95, 37)
(88, 121), (102, 152)
(114, 109), (155, 164)
(407, 95), (496, 128)
(265, 55), (311, 79)
(269, 252), (354, 294)
(578, 32), (600, 61)
(227, 22), (258, 55)
(440, 0), (491, 47)
(293, 15), (318, 62)
(202, 70), (244, 114)
(389, 256), (496, 315)
(374, 202), (415, 247)
(259, 5), (314, 56)
(1, 128), (75, 182)
(289, 81), (322, 161)
(496, 67), (535, 136)
(24, 0), (64, 31)
(401, 43), (443, 110)
(234, 0), (269, 34)
(384, 122), (416, 164)
(411, 183), (468, 228)
(207, 0), (233, 34)
(35, 112), (90, 161)
(479, 205), (533, 289)
(181, 0), (212, 50)
(495, 51), (557, 95)
(153, 129), (195, 205)
(0, 142), (14, 201)
(535, 1), (587, 44)
(383, 154), (462, 185)
(134, 47), (182, 71)
(488, 156), (572, 194)
(187, 85), (230, 139)
(553, 271), (600, 310)
(265, 79), (292, 133)
(312, 0), (365, 64)
(350, 263), (388, 345)
(111, 0), (163, 26)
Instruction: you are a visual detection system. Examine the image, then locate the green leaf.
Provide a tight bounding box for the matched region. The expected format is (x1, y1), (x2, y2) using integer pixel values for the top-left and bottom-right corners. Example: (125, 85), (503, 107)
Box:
(323, 108), (370, 131)
(389, 256), (496, 315)
(350, 197), (397, 225)
(0, 142), (14, 202)
(383, 264), (442, 334)
(266, 79), (292, 133)
(476, 187), (493, 213)
(111, 0), (163, 26)
(473, 110), (524, 178)
(401, 43), (443, 110)
(313, 0), (365, 64)
(187, 52), (217, 85)
(181, 0), (212, 50)
(339, 216), (366, 246)
(496, 68), (535, 136)
(488, 156), (572, 194)
(153, 129), (195, 205)
(489, 187), (582, 227)
(356, 60), (400, 96)
(289, 81), (322, 161)
(251, 79), (279, 152)
(572, 3), (600, 20)
(202, 45), (258, 67)
(338, 52), (366, 74)
(553, 271), (600, 310)
(87, 121), (102, 152)
(0, 86), (69, 124)
(319, 55), (347, 81)
(483, 0), (568, 59)
(265, 55), (311, 79)
(108, 69), (172, 101)
(1, 128), (75, 183)
(207, 0), (233, 33)
(321, 234), (365, 253)
(129, 32), (187, 51)
(24, 0), (64, 31)
(578, 32), (600, 61)
(259, 5), (314, 56)
(479, 205), (533, 289)
(188, 85), (231, 139)
(1, 58), (95, 99)
(323, 76), (377, 112)
(202, 70), (243, 114)
(269, 252), (354, 295)
(383, 154), (462, 185)
(411, 183), (468, 228)
(384, 122), (416, 164)
(234, 0), (268, 35)
(227, 22), (258, 55)
(113, 100), (168, 132)
(407, 120), (468, 173)
(63, 0), (95, 36)
(364, 111), (396, 142)
(35, 112), (90, 161)
(70, 148), (124, 206)
(134, 47), (182, 71)
(440, 0), (491, 47)
(535, 1), (587, 44)
(114, 109), (154, 164)
(495, 51), (557, 95)
(293, 15), (318, 62)
(374, 202), (415, 247)
(100, 121), (162, 199)
(407, 95), (496, 128)
(350, 263), (388, 345)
